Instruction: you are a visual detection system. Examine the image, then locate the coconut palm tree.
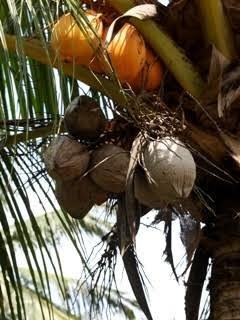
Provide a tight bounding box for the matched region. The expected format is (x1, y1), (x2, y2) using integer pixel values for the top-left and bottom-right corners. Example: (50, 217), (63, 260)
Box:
(1, 0), (240, 319)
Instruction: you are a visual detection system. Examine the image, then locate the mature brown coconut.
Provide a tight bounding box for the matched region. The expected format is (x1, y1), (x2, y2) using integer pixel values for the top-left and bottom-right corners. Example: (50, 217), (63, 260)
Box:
(64, 95), (107, 139)
(55, 176), (108, 219)
(134, 168), (163, 209)
(89, 144), (130, 193)
(134, 137), (196, 207)
(43, 135), (90, 181)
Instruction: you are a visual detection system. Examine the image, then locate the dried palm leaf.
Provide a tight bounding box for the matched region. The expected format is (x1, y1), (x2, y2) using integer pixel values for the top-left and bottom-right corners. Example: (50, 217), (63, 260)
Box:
(185, 245), (209, 320)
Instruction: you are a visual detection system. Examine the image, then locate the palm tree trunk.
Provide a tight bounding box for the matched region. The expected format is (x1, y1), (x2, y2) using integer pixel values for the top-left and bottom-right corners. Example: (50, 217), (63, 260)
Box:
(207, 188), (240, 320)
(210, 248), (240, 320)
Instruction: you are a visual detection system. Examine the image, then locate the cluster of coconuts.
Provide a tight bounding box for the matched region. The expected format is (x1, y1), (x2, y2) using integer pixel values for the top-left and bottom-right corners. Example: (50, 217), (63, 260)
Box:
(43, 95), (197, 220)
(43, 95), (131, 219)
(50, 10), (163, 91)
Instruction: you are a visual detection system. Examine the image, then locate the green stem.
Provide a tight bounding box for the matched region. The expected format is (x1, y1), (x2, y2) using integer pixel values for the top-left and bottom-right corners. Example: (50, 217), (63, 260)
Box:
(197, 0), (237, 60)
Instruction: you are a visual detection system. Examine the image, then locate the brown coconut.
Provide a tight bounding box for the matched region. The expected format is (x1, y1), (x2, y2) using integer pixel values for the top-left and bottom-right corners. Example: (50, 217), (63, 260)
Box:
(64, 95), (107, 139)
(134, 168), (165, 209)
(134, 137), (196, 208)
(89, 144), (130, 193)
(43, 135), (90, 181)
(55, 176), (108, 219)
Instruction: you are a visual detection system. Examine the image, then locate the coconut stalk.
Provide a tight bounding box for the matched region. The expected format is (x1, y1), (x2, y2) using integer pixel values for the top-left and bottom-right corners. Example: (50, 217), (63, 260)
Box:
(196, 0), (237, 60)
(131, 18), (204, 98)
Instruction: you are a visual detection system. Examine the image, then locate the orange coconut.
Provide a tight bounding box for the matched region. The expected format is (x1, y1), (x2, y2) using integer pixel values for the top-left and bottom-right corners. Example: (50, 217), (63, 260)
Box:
(51, 10), (103, 65)
(89, 26), (109, 73)
(107, 23), (146, 84)
(131, 48), (163, 91)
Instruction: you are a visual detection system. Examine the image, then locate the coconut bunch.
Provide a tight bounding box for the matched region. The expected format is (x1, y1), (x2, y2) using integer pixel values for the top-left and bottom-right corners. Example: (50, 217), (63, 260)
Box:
(43, 92), (197, 219)
(50, 6), (163, 92)
(43, 134), (108, 219)
(43, 95), (136, 219)
(47, 0), (200, 219)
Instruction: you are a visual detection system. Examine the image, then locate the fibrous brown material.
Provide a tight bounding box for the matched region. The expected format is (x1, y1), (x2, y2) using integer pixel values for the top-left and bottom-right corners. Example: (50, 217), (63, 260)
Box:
(55, 176), (108, 219)
(90, 144), (130, 193)
(43, 135), (90, 181)
(64, 95), (107, 139)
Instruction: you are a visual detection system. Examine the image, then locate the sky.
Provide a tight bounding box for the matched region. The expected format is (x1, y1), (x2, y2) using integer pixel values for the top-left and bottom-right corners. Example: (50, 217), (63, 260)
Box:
(60, 209), (187, 320)
(18, 174), (187, 320)
(21, 197), (187, 320)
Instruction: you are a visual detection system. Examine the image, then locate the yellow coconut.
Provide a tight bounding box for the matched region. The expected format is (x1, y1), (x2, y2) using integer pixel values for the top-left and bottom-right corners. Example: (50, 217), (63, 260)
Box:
(107, 23), (146, 84)
(51, 10), (103, 65)
(131, 48), (163, 91)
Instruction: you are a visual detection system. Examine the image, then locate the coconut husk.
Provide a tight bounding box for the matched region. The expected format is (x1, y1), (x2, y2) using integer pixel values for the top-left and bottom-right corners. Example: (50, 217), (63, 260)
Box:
(134, 137), (196, 207)
(143, 138), (196, 197)
(64, 95), (107, 139)
(55, 175), (108, 219)
(134, 167), (164, 208)
(89, 144), (130, 193)
(43, 135), (90, 181)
